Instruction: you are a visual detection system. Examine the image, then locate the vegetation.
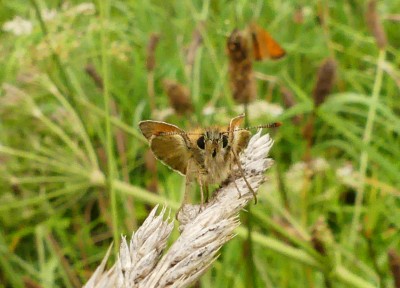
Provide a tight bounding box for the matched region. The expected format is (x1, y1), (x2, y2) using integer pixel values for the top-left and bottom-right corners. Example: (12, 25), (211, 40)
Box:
(0, 0), (399, 287)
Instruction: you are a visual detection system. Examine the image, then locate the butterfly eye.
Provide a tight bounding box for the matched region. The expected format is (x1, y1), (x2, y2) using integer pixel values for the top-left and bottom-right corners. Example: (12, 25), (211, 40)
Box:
(222, 135), (228, 148)
(197, 136), (205, 149)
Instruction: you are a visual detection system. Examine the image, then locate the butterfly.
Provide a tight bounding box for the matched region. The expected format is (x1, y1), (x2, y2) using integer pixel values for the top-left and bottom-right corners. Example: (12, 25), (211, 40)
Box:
(139, 114), (280, 214)
(249, 23), (286, 60)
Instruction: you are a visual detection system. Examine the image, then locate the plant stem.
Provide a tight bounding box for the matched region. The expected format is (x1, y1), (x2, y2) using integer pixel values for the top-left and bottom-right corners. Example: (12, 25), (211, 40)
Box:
(349, 49), (386, 246)
(98, 0), (119, 253)
(35, 111), (88, 164)
(0, 182), (90, 212)
(333, 266), (376, 288)
(78, 97), (146, 142)
(113, 180), (179, 210)
(43, 77), (100, 169)
(242, 109), (257, 287)
(29, 0), (82, 118)
(0, 146), (89, 177)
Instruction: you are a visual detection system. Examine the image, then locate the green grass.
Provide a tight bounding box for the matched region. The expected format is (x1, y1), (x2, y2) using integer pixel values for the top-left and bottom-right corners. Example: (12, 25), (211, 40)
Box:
(0, 0), (399, 287)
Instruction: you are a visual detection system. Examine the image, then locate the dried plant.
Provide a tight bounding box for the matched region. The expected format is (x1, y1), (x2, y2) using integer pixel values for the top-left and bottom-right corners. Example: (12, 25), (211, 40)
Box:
(226, 29), (256, 104)
(312, 58), (337, 108)
(366, 0), (387, 49)
(144, 149), (158, 193)
(388, 249), (400, 288)
(146, 33), (161, 112)
(84, 131), (274, 287)
(118, 206), (174, 287)
(185, 22), (204, 76)
(280, 86), (302, 124)
(146, 33), (161, 72)
(310, 217), (334, 258)
(85, 63), (104, 90)
(303, 58), (337, 161)
(162, 79), (193, 115)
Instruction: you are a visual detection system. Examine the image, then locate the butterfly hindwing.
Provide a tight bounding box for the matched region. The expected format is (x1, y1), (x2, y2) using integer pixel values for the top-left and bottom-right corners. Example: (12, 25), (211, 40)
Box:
(149, 135), (190, 175)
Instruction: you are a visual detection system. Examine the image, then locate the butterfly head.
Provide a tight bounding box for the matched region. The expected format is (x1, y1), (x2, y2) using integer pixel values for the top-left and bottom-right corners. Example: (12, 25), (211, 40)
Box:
(191, 128), (230, 159)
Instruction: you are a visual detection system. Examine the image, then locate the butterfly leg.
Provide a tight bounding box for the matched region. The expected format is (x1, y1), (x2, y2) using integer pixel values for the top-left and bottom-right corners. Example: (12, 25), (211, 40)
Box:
(204, 184), (210, 202)
(232, 150), (257, 204)
(176, 178), (192, 220)
(230, 159), (242, 198)
(198, 178), (206, 213)
(232, 177), (242, 198)
(176, 160), (195, 220)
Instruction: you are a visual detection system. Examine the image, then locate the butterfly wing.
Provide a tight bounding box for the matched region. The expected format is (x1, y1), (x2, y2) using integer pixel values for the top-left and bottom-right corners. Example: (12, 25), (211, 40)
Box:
(139, 121), (191, 175)
(139, 121), (186, 139)
(232, 130), (251, 154)
(249, 23), (286, 61)
(229, 114), (245, 130)
(228, 114), (250, 154)
(228, 114), (245, 143)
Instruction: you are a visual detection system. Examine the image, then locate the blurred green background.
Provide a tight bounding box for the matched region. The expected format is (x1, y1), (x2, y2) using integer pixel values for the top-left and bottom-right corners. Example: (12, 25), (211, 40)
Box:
(0, 0), (399, 287)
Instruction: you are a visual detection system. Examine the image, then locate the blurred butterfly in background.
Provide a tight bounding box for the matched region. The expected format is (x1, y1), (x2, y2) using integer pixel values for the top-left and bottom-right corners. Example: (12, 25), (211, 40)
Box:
(248, 22), (286, 60)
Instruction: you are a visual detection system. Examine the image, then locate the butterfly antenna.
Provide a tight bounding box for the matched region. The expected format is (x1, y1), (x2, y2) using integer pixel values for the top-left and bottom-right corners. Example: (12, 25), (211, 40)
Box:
(158, 131), (203, 136)
(225, 122), (282, 133)
(244, 122), (282, 130)
(158, 131), (186, 136)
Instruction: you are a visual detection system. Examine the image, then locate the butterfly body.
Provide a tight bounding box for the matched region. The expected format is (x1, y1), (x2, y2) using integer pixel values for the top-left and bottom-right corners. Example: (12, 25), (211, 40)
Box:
(188, 127), (244, 186)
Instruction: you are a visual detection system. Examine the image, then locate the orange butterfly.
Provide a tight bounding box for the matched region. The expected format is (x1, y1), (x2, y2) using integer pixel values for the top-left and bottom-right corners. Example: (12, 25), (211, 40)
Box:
(248, 23), (286, 61)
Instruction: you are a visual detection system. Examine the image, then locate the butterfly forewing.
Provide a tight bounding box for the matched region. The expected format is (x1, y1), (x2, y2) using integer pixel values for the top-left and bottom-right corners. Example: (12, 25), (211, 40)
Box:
(264, 31), (286, 59)
(139, 121), (186, 139)
(139, 121), (191, 175)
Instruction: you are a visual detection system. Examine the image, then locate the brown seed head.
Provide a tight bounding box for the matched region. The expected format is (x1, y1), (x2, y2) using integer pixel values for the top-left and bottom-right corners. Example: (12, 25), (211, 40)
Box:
(388, 249), (400, 288)
(185, 22), (204, 67)
(162, 79), (193, 115)
(146, 33), (161, 71)
(280, 86), (302, 124)
(226, 29), (256, 104)
(366, 0), (387, 49)
(310, 217), (333, 256)
(313, 58), (337, 107)
(85, 63), (104, 90)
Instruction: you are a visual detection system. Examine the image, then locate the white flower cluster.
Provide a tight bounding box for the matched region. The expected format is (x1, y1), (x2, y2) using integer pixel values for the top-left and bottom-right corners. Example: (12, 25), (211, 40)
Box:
(2, 16), (33, 35)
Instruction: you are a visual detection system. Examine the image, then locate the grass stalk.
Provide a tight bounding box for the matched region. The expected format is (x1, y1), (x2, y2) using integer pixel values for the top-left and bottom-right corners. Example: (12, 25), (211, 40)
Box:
(34, 111), (88, 164)
(77, 97), (145, 142)
(43, 77), (100, 169)
(349, 49), (386, 246)
(333, 266), (376, 288)
(98, 0), (119, 253)
(242, 110), (257, 287)
(16, 176), (72, 184)
(0, 146), (89, 177)
(29, 0), (83, 118)
(0, 182), (91, 212)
